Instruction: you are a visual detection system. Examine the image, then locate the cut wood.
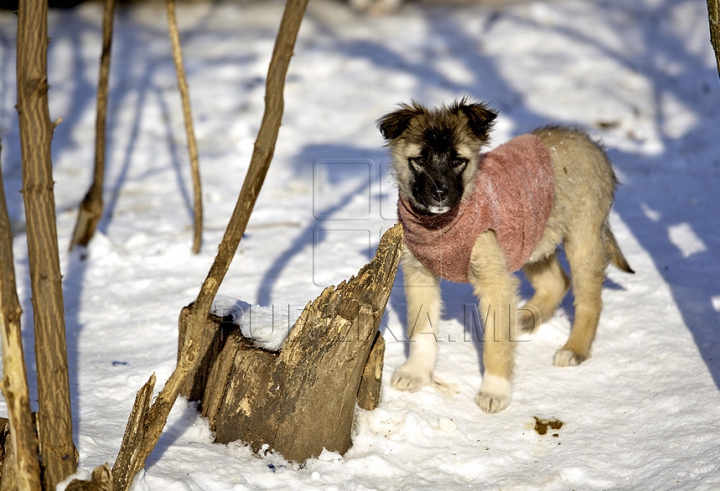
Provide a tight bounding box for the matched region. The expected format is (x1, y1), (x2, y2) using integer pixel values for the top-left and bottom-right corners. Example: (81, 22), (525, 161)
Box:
(194, 223), (402, 463)
(111, 374), (155, 491)
(16, 0), (78, 487)
(65, 464), (113, 491)
(177, 313), (234, 404)
(357, 332), (385, 411)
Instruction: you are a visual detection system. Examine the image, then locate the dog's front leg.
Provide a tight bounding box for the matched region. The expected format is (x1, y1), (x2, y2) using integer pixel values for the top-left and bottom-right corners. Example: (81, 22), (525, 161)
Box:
(469, 231), (519, 413)
(391, 243), (442, 392)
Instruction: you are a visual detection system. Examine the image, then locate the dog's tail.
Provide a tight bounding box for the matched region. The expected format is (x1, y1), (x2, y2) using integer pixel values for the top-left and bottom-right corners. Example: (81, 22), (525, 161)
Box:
(604, 225), (634, 274)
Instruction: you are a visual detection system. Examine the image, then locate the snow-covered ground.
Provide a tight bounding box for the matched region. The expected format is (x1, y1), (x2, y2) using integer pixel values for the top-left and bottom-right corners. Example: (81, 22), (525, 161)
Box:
(1, 0), (720, 489)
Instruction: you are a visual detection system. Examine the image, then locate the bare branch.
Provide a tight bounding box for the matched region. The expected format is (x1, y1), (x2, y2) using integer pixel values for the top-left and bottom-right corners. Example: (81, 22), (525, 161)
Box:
(69, 0), (117, 250)
(166, 0), (203, 254)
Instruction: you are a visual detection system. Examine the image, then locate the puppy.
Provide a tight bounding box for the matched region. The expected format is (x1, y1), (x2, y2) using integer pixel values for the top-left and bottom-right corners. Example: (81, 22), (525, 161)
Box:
(378, 99), (634, 413)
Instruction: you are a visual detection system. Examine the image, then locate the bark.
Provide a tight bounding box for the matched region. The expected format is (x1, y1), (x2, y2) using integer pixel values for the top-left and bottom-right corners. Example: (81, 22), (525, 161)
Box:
(112, 0), (308, 487)
(16, 1), (78, 488)
(179, 318), (385, 411)
(198, 224), (402, 463)
(69, 0), (117, 250)
(709, 0), (720, 78)
(111, 375), (155, 491)
(0, 419), (6, 486)
(177, 313), (234, 403)
(65, 464), (113, 491)
(0, 420), (16, 491)
(166, 0), (203, 254)
(356, 332), (385, 411)
(0, 147), (41, 491)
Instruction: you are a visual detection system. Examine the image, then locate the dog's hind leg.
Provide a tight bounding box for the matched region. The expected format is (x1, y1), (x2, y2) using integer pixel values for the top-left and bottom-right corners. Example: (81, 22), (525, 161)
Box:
(391, 244), (442, 392)
(519, 253), (570, 334)
(469, 231), (519, 413)
(554, 227), (608, 366)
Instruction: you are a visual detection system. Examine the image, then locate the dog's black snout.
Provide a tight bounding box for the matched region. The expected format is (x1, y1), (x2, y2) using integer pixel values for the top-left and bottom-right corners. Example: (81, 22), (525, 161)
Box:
(432, 184), (448, 202)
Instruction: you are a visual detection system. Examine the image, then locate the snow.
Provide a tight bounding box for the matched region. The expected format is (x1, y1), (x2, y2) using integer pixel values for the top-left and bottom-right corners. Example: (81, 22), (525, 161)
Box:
(1, 0), (720, 489)
(210, 295), (291, 351)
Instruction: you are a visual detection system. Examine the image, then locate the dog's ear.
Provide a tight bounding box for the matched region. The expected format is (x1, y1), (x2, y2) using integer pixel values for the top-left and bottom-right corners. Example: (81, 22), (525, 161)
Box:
(377, 104), (421, 141)
(458, 101), (497, 140)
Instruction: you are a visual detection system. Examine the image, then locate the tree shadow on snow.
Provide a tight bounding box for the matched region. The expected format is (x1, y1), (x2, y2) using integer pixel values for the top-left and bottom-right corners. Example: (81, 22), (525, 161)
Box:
(255, 143), (390, 307)
(505, 0), (720, 389)
(145, 401), (201, 471)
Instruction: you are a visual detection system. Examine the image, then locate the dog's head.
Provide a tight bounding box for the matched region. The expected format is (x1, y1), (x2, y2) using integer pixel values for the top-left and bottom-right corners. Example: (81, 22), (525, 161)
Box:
(378, 99), (497, 215)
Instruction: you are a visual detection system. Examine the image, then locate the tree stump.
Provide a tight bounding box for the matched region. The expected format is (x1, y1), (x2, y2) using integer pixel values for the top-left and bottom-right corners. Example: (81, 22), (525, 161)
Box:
(180, 223), (402, 462)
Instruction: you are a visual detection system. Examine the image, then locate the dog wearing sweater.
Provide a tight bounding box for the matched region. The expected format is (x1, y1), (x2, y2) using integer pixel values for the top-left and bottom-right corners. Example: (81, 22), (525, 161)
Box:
(378, 99), (634, 413)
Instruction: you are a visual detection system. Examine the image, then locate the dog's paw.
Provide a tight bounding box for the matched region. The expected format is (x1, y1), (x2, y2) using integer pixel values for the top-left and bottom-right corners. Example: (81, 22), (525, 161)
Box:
(476, 373), (512, 413)
(553, 348), (587, 367)
(475, 391), (510, 414)
(391, 364), (432, 392)
(517, 308), (539, 334)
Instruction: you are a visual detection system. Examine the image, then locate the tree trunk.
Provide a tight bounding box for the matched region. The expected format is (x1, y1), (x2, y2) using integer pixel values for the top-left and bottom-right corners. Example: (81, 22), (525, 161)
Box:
(709, 0), (720, 78)
(69, 0), (117, 250)
(0, 147), (42, 491)
(166, 0), (203, 254)
(16, 0), (78, 488)
(196, 224), (402, 463)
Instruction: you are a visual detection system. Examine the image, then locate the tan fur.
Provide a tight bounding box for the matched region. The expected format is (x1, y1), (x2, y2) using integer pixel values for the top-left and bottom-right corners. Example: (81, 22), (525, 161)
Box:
(468, 230), (519, 413)
(381, 102), (633, 413)
(529, 126), (632, 365)
(390, 244), (442, 391)
(519, 253), (570, 334)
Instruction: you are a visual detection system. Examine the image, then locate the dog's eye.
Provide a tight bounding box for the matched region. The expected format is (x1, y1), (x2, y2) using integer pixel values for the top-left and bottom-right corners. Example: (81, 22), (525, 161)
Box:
(452, 158), (468, 169)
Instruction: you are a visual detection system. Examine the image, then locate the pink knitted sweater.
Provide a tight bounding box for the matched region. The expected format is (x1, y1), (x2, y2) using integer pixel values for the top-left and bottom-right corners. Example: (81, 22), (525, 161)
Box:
(398, 134), (554, 283)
